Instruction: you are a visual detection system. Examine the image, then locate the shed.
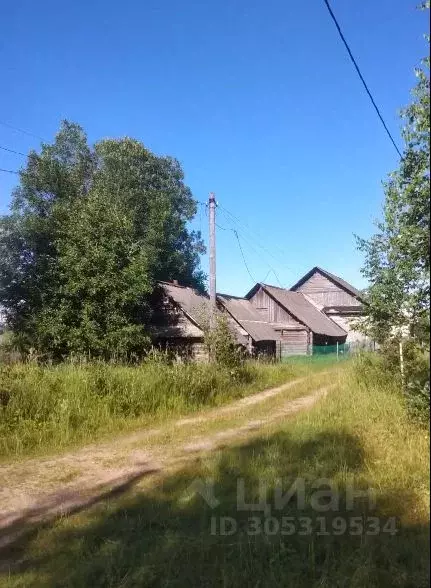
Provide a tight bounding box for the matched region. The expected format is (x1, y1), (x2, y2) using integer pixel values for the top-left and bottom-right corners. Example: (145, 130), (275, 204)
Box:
(245, 282), (347, 354)
(216, 293), (280, 355)
(150, 281), (249, 360)
(149, 281), (209, 360)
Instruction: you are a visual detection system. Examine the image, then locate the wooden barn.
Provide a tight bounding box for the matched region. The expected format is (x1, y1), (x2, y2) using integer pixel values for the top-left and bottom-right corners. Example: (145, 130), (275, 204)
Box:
(150, 267), (368, 361)
(290, 267), (367, 344)
(245, 282), (347, 357)
(150, 281), (250, 360)
(149, 281), (210, 361)
(216, 294), (280, 356)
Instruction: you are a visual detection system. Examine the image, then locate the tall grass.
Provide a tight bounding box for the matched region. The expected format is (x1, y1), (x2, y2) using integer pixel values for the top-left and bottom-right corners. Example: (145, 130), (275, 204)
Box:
(1, 358), (428, 587)
(0, 359), (322, 459)
(292, 357), (430, 524)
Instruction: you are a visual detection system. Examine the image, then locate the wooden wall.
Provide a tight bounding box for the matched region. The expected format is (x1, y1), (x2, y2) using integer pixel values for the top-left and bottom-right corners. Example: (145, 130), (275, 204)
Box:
(249, 286), (303, 327)
(277, 329), (309, 357)
(294, 272), (357, 309)
(250, 286), (309, 356)
(156, 338), (209, 362)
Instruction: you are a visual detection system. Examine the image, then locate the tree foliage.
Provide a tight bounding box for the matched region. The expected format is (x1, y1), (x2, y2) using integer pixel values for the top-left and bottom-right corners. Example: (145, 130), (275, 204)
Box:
(357, 52), (430, 344)
(203, 314), (244, 369)
(357, 26), (430, 423)
(0, 121), (205, 358)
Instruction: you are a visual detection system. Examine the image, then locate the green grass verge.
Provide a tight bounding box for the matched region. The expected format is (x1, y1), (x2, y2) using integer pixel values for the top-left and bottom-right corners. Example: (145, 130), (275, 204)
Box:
(0, 360), (428, 587)
(0, 359), (328, 460)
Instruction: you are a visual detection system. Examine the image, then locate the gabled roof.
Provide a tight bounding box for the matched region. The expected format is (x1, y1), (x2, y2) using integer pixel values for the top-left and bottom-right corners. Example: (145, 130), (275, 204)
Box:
(158, 282), (248, 346)
(217, 294), (280, 342)
(246, 283), (346, 338)
(290, 266), (363, 299)
(159, 281), (210, 327)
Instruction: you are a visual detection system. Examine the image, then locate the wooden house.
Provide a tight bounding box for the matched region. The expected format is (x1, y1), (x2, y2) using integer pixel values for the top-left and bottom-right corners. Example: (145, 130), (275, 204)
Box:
(149, 281), (211, 361)
(216, 294), (280, 356)
(290, 267), (367, 344)
(150, 267), (368, 360)
(150, 282), (266, 359)
(245, 282), (347, 356)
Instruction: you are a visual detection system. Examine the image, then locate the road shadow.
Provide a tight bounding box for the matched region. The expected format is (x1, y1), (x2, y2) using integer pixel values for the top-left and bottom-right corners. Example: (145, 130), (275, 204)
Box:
(0, 430), (429, 587)
(0, 464), (160, 557)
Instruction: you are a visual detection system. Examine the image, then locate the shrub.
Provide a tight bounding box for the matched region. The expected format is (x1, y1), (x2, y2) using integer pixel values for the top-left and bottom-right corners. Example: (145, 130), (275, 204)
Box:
(203, 314), (244, 369)
(356, 341), (430, 425)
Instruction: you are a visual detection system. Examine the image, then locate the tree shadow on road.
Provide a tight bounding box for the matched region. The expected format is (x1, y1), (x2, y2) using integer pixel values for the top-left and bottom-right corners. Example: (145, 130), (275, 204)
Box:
(1, 430), (429, 588)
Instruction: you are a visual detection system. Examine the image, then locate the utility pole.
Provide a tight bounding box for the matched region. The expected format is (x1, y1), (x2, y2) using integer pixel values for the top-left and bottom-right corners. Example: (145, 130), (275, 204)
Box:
(208, 192), (217, 327)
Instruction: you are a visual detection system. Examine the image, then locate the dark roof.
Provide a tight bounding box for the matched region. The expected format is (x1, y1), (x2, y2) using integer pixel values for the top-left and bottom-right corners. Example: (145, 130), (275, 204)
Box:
(159, 281), (210, 326)
(259, 284), (347, 337)
(158, 282), (248, 346)
(217, 294), (280, 342)
(290, 266), (363, 299)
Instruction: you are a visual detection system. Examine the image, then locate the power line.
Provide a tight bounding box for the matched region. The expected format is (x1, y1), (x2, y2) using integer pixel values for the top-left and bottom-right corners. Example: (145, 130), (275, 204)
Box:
(266, 269), (285, 287)
(0, 145), (27, 157)
(233, 228), (281, 286)
(322, 0), (402, 158)
(261, 269), (272, 283)
(215, 221), (229, 231)
(221, 221), (283, 285)
(0, 168), (19, 175)
(218, 207), (284, 278)
(200, 200), (279, 284)
(219, 204), (294, 268)
(226, 223), (285, 287)
(218, 205), (296, 276)
(233, 229), (258, 283)
(0, 120), (45, 141)
(203, 203), (282, 284)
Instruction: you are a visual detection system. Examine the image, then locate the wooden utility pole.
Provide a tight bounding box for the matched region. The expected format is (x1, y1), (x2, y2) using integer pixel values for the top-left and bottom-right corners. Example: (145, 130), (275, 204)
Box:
(208, 192), (217, 327)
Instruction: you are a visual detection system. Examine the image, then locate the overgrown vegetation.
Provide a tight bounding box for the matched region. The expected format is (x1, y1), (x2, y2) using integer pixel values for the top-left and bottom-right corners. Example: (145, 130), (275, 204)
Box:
(0, 359), (325, 459)
(357, 26), (430, 423)
(377, 341), (429, 425)
(203, 314), (245, 369)
(1, 359), (428, 587)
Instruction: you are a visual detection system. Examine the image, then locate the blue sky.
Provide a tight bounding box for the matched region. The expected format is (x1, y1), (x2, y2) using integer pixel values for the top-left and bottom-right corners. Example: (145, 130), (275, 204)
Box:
(0, 0), (428, 295)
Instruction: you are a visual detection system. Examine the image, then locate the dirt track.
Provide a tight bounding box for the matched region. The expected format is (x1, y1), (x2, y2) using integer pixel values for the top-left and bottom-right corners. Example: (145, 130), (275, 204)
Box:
(0, 374), (333, 551)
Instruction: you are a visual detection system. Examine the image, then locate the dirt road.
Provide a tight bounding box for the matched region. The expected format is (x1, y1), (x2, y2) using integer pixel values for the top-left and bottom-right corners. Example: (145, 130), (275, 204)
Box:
(0, 372), (334, 551)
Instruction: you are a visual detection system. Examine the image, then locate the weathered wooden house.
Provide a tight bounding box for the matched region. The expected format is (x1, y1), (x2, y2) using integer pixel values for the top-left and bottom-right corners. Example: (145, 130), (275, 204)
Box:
(150, 282), (265, 359)
(216, 294), (280, 355)
(150, 267), (367, 360)
(290, 267), (366, 344)
(149, 281), (210, 360)
(150, 281), (285, 359)
(245, 282), (347, 357)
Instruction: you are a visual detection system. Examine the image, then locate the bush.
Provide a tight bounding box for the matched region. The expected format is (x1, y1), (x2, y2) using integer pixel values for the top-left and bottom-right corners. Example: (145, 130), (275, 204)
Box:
(355, 341), (430, 425)
(203, 314), (244, 369)
(406, 378), (430, 425)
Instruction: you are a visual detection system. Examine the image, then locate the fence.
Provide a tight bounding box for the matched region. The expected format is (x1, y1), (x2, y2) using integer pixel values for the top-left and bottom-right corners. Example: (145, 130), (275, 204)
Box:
(280, 340), (375, 363)
(312, 343), (350, 357)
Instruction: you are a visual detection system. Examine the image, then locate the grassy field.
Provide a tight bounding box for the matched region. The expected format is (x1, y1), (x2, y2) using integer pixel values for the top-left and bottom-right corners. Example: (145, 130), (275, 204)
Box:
(0, 357), (333, 460)
(0, 357), (429, 587)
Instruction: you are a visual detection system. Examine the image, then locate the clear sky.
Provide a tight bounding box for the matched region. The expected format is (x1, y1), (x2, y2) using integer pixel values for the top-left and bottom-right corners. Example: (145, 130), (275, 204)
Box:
(0, 0), (428, 296)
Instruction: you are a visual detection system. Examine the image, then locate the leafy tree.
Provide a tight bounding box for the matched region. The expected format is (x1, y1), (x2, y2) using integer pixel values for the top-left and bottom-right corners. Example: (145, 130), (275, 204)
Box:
(0, 121), (205, 358)
(357, 52), (430, 344)
(357, 23), (430, 422)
